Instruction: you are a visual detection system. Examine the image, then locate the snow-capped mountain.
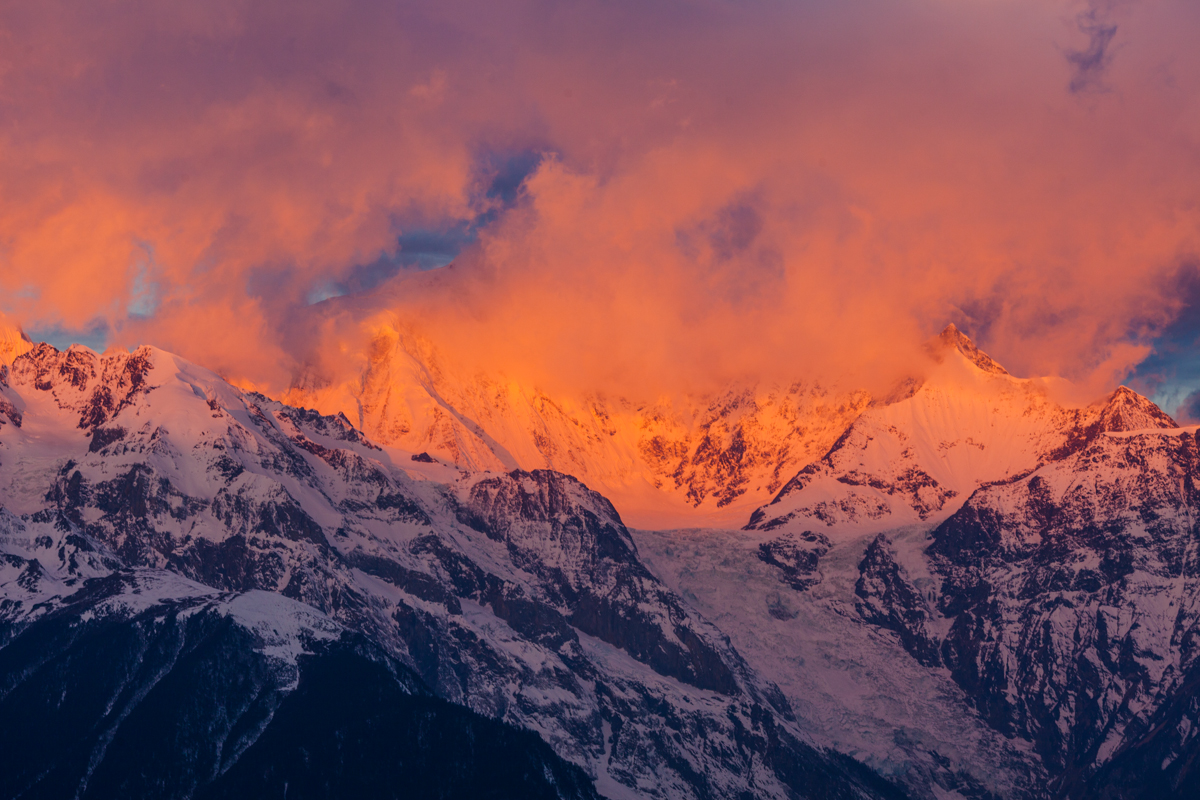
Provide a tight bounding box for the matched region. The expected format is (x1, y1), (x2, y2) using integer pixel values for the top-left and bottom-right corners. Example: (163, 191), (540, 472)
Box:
(745, 324), (1176, 538)
(286, 322), (870, 529)
(5, 319), (1199, 799)
(630, 325), (1200, 798)
(0, 335), (899, 799)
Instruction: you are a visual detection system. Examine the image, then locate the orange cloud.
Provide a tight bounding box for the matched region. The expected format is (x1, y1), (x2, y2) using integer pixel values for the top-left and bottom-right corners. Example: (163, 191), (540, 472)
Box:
(1, 0), (1198, 399)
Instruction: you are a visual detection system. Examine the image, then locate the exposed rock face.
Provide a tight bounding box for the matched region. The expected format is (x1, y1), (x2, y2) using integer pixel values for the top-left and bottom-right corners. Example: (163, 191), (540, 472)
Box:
(9, 342), (155, 431)
(922, 428), (1200, 793)
(0, 342), (901, 800)
(854, 534), (942, 667)
(758, 530), (831, 591)
(459, 469), (741, 694)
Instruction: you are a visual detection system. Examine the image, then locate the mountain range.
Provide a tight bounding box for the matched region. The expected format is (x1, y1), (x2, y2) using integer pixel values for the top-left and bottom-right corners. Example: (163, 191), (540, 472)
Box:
(1, 321), (1197, 798)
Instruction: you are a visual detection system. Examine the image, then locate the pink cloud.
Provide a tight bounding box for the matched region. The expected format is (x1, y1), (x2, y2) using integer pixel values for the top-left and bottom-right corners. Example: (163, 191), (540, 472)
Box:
(0, 0), (1197, 398)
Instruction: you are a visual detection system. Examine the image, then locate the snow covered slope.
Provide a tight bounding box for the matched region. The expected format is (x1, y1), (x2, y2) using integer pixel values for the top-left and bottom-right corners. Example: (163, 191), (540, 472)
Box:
(634, 524), (1048, 799)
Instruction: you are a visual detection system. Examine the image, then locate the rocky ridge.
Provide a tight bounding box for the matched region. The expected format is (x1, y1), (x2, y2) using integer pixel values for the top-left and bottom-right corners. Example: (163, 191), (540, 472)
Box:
(857, 424), (1200, 796)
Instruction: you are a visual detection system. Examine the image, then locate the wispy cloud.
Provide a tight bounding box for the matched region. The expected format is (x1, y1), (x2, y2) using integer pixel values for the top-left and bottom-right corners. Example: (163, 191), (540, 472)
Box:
(1067, 6), (1120, 93)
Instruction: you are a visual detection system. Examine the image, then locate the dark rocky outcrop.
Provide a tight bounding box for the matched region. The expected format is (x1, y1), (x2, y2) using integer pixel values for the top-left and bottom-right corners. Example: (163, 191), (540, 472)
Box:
(459, 469), (740, 695)
(854, 535), (941, 667)
(759, 530), (832, 591)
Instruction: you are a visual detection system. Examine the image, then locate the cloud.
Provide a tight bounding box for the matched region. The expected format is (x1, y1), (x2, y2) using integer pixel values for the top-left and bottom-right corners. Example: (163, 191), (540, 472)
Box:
(1, 0), (1199, 400)
(1067, 6), (1120, 93)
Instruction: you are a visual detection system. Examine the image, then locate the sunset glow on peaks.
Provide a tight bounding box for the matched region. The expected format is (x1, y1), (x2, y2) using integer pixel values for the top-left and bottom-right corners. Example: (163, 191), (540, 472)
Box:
(6, 6), (1200, 795)
(0, 0), (1199, 414)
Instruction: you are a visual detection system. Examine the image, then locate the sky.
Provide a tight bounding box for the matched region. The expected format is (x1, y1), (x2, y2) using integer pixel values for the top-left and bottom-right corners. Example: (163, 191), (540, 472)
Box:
(1, 1), (1199, 412)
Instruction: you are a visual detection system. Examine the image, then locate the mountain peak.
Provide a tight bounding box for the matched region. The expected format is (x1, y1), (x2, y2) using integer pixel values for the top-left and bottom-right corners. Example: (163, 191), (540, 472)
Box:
(933, 323), (1009, 376)
(1095, 385), (1177, 432)
(0, 314), (34, 367)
